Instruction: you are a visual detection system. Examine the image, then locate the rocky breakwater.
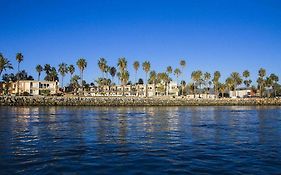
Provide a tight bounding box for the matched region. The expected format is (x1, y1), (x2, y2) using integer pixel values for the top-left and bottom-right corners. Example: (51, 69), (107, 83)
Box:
(0, 96), (281, 106)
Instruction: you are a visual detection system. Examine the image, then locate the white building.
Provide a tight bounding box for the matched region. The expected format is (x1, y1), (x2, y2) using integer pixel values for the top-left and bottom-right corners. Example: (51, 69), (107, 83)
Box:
(229, 88), (252, 98)
(13, 80), (59, 95)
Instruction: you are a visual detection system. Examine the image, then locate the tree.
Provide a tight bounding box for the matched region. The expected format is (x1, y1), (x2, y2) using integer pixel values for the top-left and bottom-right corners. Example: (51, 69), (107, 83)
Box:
(142, 61), (151, 97)
(174, 68), (181, 85)
(44, 64), (51, 75)
(98, 58), (107, 78)
(120, 70), (130, 96)
(117, 57), (127, 72)
(36, 65), (43, 81)
(204, 72), (211, 94)
(157, 72), (170, 95)
(49, 67), (58, 81)
(76, 58), (87, 88)
(230, 72), (242, 97)
(117, 57), (128, 96)
(138, 78), (144, 85)
(58, 63), (68, 87)
(180, 59), (186, 82)
(218, 83), (226, 98)
(180, 80), (187, 96)
(257, 68), (266, 97)
(110, 66), (117, 84)
(212, 71), (221, 98)
(2, 73), (16, 82)
(148, 70), (157, 96)
(191, 70), (203, 97)
(16, 53), (24, 94)
(70, 75), (80, 93)
(265, 77), (273, 97)
(16, 70), (34, 81)
(16, 53), (24, 72)
(166, 66), (173, 95)
(243, 70), (252, 88)
(166, 66), (173, 75)
(269, 74), (279, 97)
(133, 61), (140, 84)
(226, 77), (234, 97)
(0, 53), (13, 77)
(68, 64), (75, 79)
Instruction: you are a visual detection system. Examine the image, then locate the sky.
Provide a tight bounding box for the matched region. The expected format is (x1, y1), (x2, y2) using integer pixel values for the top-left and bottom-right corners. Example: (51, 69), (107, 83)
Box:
(0, 0), (281, 85)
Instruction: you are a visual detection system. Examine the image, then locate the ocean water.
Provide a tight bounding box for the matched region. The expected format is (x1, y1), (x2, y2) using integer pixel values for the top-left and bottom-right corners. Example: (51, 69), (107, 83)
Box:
(0, 106), (281, 174)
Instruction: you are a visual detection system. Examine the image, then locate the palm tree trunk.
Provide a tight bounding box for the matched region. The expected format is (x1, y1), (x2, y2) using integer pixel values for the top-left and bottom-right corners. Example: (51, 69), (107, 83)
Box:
(145, 73), (148, 97)
(194, 82), (196, 98)
(62, 76), (64, 88)
(17, 62), (20, 95)
(135, 71), (137, 84)
(81, 70), (83, 89)
(122, 84), (125, 96)
(166, 82), (169, 96)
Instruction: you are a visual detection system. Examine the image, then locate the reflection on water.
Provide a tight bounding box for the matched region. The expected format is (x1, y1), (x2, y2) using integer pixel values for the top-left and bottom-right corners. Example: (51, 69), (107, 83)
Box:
(0, 106), (281, 174)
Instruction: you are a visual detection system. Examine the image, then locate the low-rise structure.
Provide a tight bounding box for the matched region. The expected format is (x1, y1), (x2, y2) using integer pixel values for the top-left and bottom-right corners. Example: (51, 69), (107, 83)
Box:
(86, 82), (180, 97)
(229, 88), (255, 98)
(11, 80), (59, 95)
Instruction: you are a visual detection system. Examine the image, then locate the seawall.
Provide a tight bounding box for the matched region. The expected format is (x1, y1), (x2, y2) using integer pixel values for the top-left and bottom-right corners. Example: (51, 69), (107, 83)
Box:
(0, 96), (281, 106)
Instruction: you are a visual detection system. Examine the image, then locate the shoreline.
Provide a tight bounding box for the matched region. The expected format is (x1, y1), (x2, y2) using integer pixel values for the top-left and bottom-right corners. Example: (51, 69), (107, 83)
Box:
(1, 96), (281, 106)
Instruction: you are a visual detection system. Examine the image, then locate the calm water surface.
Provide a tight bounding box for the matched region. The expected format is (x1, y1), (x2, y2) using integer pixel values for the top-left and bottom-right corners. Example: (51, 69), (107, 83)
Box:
(0, 106), (281, 174)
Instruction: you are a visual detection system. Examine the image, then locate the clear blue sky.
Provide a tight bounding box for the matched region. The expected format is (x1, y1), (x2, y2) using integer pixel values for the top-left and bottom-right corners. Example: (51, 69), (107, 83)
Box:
(0, 0), (281, 84)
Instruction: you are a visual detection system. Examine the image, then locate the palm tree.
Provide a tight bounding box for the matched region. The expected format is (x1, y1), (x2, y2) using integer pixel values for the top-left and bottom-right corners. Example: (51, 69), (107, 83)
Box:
(109, 66), (117, 95)
(70, 75), (80, 93)
(36, 65), (43, 81)
(230, 72), (242, 97)
(142, 61), (151, 97)
(110, 66), (117, 84)
(58, 63), (68, 87)
(204, 72), (211, 95)
(257, 68), (266, 97)
(158, 72), (170, 96)
(180, 59), (186, 82)
(120, 70), (130, 96)
(212, 71), (221, 98)
(68, 64), (75, 79)
(191, 70), (203, 98)
(149, 70), (157, 96)
(16, 53), (24, 73)
(133, 61), (140, 84)
(226, 77), (234, 96)
(269, 74), (279, 97)
(265, 77), (273, 97)
(218, 83), (226, 98)
(49, 67), (58, 81)
(180, 80), (187, 96)
(166, 66), (173, 75)
(117, 57), (127, 72)
(44, 64), (51, 75)
(16, 53), (24, 94)
(98, 58), (107, 78)
(0, 53), (13, 77)
(166, 66), (173, 95)
(76, 58), (87, 88)
(174, 68), (181, 85)
(117, 57), (128, 96)
(243, 70), (252, 88)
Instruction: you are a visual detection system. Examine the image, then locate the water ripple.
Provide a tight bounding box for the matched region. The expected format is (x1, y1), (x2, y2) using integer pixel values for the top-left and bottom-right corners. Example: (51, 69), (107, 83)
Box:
(0, 106), (281, 174)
